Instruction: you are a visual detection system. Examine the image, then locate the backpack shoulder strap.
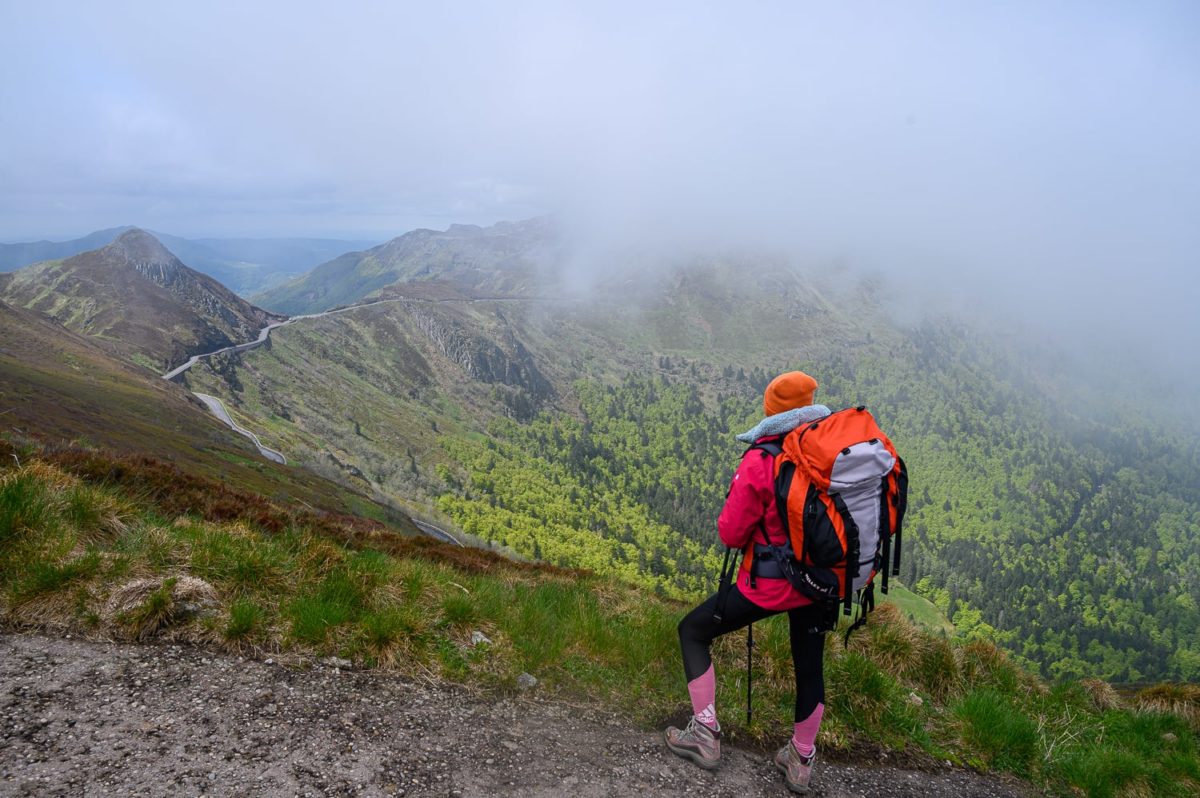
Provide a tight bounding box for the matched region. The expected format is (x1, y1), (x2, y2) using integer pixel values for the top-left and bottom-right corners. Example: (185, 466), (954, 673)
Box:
(746, 438), (783, 458)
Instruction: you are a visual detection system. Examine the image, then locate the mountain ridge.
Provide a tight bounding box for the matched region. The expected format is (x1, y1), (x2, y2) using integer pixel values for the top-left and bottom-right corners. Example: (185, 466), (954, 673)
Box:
(252, 217), (560, 314)
(0, 227), (377, 296)
(0, 229), (282, 371)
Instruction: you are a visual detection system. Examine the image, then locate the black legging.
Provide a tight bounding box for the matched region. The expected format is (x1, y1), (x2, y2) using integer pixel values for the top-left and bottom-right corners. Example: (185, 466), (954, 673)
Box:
(678, 584), (827, 722)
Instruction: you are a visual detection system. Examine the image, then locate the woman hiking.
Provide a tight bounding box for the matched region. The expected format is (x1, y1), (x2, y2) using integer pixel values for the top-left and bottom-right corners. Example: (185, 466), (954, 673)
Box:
(665, 370), (831, 794)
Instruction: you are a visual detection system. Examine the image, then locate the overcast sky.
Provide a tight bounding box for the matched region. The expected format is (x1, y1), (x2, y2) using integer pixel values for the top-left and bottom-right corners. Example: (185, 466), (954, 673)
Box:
(2, 1), (1198, 364)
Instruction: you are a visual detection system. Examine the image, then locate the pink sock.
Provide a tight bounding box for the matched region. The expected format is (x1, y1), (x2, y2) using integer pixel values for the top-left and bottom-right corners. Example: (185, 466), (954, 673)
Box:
(687, 664), (719, 731)
(792, 703), (824, 757)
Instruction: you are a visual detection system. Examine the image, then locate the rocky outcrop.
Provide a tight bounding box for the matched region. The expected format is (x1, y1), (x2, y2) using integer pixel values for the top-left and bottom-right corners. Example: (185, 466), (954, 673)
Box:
(410, 305), (552, 403)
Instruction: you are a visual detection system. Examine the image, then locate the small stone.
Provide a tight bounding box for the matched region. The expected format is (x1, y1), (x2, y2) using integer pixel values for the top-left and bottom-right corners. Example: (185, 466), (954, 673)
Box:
(1162, 732), (1178, 743)
(516, 673), (538, 690)
(322, 656), (354, 670)
(470, 631), (492, 647)
(907, 692), (924, 707)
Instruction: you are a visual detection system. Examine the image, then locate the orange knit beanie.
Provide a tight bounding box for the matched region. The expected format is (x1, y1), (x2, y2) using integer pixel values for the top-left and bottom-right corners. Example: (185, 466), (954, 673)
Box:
(763, 370), (819, 416)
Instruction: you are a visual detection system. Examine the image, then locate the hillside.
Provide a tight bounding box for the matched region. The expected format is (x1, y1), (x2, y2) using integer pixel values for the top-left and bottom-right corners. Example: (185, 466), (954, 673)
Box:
(252, 217), (560, 314)
(2, 449), (1195, 797)
(185, 232), (1200, 684)
(0, 229), (281, 372)
(0, 299), (416, 528)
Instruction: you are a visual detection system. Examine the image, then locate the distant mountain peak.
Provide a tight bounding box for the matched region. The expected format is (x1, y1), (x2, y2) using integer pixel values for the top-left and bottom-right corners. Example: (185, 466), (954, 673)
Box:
(108, 228), (177, 265)
(0, 228), (280, 371)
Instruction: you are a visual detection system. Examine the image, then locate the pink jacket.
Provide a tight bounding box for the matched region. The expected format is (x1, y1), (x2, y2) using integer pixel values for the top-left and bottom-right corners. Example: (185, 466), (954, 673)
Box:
(718, 437), (813, 612)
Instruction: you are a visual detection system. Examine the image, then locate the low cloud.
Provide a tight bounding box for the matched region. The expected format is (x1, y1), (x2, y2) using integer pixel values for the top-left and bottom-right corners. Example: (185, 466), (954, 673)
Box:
(2, 1), (1197, 378)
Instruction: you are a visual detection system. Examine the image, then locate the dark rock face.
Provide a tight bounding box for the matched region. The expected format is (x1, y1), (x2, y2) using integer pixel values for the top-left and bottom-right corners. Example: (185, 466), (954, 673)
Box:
(411, 307), (551, 397)
(408, 304), (553, 420)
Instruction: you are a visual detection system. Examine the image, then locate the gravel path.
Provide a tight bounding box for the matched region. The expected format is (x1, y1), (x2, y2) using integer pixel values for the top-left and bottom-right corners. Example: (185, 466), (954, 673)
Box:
(0, 632), (1037, 797)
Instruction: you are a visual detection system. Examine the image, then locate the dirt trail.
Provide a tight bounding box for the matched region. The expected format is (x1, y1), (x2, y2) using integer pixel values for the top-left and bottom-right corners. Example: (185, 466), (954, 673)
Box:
(0, 632), (1036, 797)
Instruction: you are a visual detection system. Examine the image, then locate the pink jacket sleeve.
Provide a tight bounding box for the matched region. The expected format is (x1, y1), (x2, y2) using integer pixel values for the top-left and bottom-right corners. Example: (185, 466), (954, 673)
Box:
(718, 449), (773, 550)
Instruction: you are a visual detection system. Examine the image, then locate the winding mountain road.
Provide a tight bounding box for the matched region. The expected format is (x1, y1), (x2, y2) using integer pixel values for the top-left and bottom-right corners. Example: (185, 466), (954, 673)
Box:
(192, 393), (286, 464)
(161, 296), (473, 546)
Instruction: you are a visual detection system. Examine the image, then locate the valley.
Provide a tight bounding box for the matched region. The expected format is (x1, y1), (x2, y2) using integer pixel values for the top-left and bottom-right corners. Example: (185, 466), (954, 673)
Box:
(2, 222), (1197, 798)
(163, 220), (1199, 684)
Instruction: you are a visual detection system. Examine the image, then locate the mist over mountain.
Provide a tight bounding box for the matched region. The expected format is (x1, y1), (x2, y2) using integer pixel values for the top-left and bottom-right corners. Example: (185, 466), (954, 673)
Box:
(0, 229), (280, 371)
(169, 222), (1200, 682)
(253, 218), (560, 314)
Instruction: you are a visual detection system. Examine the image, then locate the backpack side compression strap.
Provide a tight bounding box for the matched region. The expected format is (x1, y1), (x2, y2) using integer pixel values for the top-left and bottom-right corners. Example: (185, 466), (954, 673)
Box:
(831, 492), (859, 616)
(879, 475), (892, 595)
(892, 458), (908, 577)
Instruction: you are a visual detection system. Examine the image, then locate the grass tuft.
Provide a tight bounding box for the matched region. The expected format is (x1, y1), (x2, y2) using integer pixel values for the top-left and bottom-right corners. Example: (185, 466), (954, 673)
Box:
(0, 466), (56, 543)
(828, 649), (900, 730)
(1082, 678), (1122, 712)
(1134, 683), (1200, 732)
(440, 591), (476, 627)
(11, 552), (102, 602)
(107, 575), (217, 641)
(959, 638), (1026, 696)
(955, 688), (1039, 774)
(225, 597), (265, 641)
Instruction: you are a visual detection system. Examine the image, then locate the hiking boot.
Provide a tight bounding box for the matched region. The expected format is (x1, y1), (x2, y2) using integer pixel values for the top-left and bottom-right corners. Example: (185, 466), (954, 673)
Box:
(774, 740), (816, 793)
(664, 716), (721, 770)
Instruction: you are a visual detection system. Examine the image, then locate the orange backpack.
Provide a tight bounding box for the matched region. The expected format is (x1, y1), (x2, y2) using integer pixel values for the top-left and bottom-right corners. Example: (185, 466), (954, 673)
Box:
(747, 406), (908, 633)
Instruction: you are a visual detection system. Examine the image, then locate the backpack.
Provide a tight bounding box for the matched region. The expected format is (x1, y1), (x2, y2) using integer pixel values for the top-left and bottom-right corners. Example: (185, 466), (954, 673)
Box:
(746, 406), (909, 638)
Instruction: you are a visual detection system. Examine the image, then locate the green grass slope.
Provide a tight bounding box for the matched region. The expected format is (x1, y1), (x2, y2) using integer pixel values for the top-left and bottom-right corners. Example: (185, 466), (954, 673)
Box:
(2, 450), (1196, 798)
(0, 300), (415, 527)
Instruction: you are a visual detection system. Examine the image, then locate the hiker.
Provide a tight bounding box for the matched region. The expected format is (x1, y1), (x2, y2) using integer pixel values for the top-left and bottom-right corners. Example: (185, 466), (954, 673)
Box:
(665, 370), (831, 793)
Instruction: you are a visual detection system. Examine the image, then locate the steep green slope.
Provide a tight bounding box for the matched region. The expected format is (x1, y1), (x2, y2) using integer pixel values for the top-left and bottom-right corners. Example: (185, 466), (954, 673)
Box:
(0, 299), (416, 528)
(184, 260), (1200, 682)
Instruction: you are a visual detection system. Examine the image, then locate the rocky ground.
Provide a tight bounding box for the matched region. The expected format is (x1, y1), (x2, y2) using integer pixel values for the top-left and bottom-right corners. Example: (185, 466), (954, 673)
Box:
(0, 632), (1037, 797)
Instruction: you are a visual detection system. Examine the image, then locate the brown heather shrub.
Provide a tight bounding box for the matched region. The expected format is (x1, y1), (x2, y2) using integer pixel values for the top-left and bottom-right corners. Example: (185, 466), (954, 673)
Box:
(386, 535), (585, 579)
(35, 446), (581, 580)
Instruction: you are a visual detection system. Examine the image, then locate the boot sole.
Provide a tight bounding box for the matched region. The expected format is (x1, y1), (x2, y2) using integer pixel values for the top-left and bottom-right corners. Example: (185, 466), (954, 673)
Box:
(664, 734), (720, 771)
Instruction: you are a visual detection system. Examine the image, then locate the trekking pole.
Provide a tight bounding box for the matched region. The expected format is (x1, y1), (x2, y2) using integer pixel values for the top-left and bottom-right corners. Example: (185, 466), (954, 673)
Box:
(746, 622), (754, 726)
